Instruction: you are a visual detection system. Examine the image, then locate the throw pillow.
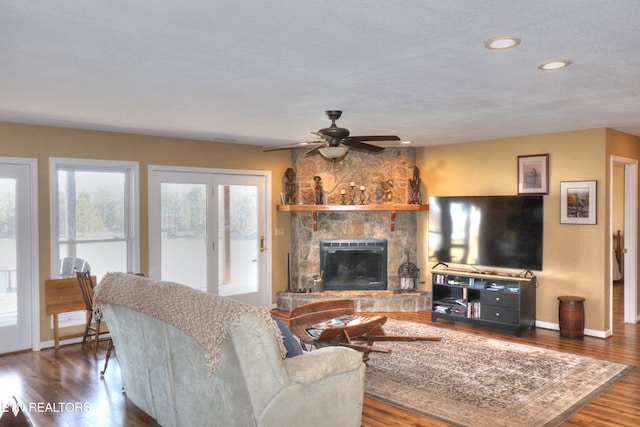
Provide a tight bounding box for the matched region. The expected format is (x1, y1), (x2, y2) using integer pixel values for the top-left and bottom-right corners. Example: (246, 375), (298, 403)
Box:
(272, 316), (303, 358)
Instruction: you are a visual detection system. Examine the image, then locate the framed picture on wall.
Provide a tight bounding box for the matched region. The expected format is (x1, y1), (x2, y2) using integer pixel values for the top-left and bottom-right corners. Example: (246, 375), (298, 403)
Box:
(560, 180), (597, 224)
(518, 154), (549, 195)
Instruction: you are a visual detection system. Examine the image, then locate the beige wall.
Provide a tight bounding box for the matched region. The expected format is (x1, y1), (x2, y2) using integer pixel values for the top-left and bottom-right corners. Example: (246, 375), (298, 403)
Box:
(417, 128), (627, 333)
(0, 121), (291, 344)
(3, 120), (638, 343)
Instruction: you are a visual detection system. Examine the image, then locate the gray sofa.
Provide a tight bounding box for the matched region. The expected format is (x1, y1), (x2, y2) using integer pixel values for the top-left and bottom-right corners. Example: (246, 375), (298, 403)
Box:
(94, 273), (366, 427)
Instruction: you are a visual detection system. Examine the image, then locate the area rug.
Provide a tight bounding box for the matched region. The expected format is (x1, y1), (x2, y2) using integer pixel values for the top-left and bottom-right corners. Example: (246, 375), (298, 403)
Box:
(364, 319), (635, 427)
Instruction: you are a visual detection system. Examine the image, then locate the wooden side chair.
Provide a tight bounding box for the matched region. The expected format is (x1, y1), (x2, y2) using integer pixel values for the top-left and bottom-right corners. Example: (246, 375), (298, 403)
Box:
(100, 338), (114, 379)
(76, 271), (108, 353)
(100, 272), (146, 379)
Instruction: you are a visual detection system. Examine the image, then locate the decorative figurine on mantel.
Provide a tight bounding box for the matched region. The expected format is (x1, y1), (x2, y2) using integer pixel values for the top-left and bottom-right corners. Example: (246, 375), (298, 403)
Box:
(375, 182), (383, 204)
(381, 179), (394, 203)
(284, 168), (297, 204)
(408, 166), (422, 205)
(313, 175), (324, 205)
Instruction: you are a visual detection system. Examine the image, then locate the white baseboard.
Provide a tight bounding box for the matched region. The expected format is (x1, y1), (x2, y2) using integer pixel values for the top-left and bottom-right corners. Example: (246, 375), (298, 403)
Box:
(535, 320), (608, 338)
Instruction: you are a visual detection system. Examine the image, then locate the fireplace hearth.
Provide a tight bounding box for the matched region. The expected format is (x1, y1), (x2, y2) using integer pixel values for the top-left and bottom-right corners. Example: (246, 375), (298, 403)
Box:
(320, 239), (387, 291)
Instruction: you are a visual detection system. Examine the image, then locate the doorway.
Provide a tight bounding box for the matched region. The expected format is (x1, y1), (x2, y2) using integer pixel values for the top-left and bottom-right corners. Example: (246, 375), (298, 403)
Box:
(148, 166), (272, 307)
(0, 158), (38, 354)
(610, 156), (638, 327)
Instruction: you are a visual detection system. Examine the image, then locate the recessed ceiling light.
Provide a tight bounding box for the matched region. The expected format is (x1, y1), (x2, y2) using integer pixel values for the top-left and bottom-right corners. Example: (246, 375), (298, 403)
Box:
(538, 60), (572, 70)
(401, 141), (412, 145)
(484, 36), (521, 50)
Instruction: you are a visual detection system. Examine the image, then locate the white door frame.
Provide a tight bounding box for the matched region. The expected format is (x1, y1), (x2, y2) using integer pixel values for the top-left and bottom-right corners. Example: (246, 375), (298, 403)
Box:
(148, 165), (272, 307)
(0, 157), (39, 353)
(610, 156), (638, 325)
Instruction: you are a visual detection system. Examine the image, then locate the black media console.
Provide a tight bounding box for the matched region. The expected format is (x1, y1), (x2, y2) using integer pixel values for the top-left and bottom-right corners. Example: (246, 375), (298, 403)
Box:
(431, 269), (536, 336)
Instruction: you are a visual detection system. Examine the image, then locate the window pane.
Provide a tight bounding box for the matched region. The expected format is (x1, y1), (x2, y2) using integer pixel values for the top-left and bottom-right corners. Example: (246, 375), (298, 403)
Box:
(59, 241), (128, 280)
(58, 170), (125, 241)
(218, 185), (258, 296)
(160, 183), (207, 291)
(0, 179), (17, 326)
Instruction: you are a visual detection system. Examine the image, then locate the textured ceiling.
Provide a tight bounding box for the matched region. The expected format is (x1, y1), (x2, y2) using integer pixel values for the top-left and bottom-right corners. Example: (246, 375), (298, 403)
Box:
(2, 1), (640, 147)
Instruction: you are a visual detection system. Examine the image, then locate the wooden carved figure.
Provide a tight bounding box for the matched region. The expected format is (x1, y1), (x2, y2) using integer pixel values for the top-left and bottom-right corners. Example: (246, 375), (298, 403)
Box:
(284, 168), (297, 204)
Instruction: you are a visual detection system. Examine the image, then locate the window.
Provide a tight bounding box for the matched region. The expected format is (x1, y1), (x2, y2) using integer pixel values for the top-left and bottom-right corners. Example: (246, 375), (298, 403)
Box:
(50, 158), (139, 282)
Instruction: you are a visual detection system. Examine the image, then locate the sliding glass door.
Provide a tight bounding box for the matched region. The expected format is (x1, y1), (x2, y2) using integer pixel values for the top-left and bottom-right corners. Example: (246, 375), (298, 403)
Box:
(0, 158), (37, 354)
(149, 167), (271, 307)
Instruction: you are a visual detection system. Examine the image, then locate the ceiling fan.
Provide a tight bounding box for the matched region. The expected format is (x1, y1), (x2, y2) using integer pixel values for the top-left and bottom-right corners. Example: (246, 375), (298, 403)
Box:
(264, 110), (401, 159)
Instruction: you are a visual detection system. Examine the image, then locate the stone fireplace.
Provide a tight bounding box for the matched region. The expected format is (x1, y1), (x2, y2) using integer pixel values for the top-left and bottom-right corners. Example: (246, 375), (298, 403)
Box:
(286, 148), (421, 294)
(276, 147), (430, 312)
(320, 239), (388, 290)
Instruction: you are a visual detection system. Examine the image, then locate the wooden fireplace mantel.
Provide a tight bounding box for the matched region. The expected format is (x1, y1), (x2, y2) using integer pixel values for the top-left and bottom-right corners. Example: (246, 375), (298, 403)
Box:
(276, 204), (429, 231)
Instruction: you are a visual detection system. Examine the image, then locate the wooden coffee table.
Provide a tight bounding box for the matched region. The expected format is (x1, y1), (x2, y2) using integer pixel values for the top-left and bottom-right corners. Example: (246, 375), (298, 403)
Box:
(288, 299), (440, 361)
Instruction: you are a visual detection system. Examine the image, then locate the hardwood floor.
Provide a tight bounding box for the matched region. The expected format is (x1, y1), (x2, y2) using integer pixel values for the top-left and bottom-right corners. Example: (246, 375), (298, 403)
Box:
(1, 283), (637, 426)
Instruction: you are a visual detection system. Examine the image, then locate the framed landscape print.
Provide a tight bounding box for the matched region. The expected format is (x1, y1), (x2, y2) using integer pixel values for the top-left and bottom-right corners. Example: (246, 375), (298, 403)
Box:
(560, 180), (597, 224)
(518, 154), (549, 194)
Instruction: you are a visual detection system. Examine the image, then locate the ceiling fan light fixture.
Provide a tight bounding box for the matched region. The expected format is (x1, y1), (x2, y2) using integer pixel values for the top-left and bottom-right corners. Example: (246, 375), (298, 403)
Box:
(318, 145), (349, 159)
(538, 60), (571, 70)
(484, 36), (521, 50)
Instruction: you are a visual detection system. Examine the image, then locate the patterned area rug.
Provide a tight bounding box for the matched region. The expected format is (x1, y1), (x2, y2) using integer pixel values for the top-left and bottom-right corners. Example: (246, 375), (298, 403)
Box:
(364, 319), (635, 427)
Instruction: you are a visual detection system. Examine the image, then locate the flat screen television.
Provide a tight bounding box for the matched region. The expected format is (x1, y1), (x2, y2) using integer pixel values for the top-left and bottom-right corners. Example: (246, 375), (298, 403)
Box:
(428, 195), (543, 271)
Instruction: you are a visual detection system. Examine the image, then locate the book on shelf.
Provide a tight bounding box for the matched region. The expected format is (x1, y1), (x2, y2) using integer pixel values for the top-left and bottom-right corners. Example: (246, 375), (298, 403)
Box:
(467, 301), (481, 318)
(434, 305), (452, 314)
(439, 297), (467, 306)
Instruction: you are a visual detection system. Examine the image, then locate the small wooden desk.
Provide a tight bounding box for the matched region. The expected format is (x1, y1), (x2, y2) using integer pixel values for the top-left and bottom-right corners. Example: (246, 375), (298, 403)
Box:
(45, 277), (91, 349)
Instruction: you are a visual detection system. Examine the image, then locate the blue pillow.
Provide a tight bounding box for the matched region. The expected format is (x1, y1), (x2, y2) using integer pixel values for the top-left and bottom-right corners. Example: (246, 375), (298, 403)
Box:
(272, 316), (303, 358)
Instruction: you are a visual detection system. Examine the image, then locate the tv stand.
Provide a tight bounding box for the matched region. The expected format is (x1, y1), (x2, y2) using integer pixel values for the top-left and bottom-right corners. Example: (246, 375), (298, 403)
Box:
(430, 269), (536, 336)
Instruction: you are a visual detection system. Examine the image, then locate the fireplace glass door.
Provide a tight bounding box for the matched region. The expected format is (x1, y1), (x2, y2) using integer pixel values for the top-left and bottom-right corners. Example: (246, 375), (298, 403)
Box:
(320, 239), (387, 290)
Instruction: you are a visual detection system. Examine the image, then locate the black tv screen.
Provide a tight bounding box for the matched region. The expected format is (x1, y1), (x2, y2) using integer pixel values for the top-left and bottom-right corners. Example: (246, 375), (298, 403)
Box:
(428, 195), (543, 271)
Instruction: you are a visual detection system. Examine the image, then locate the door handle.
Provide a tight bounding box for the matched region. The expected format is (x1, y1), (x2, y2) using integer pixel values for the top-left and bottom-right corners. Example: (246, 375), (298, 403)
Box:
(260, 235), (266, 253)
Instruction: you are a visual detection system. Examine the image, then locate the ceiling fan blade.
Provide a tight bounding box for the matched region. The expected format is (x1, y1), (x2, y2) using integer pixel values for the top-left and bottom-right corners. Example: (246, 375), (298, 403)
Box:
(311, 131), (333, 142)
(347, 135), (401, 142)
(304, 143), (327, 156)
(341, 138), (386, 152)
(263, 142), (321, 152)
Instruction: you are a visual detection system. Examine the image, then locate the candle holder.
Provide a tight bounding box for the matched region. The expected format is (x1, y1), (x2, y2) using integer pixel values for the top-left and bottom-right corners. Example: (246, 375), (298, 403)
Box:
(349, 184), (357, 205)
(340, 191), (347, 205)
(359, 189), (366, 205)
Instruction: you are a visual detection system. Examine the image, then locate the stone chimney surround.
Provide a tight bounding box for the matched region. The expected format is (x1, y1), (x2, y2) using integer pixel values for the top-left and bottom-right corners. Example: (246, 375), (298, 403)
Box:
(286, 148), (421, 292)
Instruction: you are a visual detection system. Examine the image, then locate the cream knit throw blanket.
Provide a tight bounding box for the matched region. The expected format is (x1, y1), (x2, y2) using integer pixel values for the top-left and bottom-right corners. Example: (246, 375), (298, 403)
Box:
(94, 272), (286, 375)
